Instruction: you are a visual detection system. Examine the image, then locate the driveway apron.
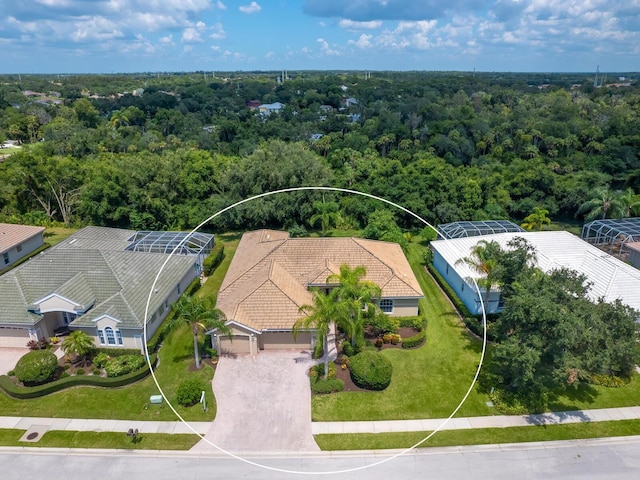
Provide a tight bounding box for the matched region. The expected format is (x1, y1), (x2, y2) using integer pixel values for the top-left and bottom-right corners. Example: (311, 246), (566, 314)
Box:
(191, 350), (320, 453)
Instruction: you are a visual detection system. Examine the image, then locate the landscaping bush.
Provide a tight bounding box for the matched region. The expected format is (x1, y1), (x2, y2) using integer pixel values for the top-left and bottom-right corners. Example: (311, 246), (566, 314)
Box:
(14, 350), (58, 385)
(104, 354), (146, 377)
(589, 374), (628, 387)
(176, 379), (205, 407)
(402, 330), (426, 349)
(26, 339), (49, 351)
(202, 244), (225, 276)
(342, 342), (355, 357)
(309, 362), (336, 379)
(382, 333), (402, 344)
(311, 377), (344, 394)
(367, 313), (399, 337)
(7, 370), (15, 377)
(75, 368), (85, 375)
(399, 316), (425, 331)
(93, 352), (110, 368)
(92, 368), (101, 376)
(349, 351), (393, 391)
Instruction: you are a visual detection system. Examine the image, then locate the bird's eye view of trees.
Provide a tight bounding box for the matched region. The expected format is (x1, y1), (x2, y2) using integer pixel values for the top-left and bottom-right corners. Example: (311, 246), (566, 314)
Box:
(1, 70), (639, 232)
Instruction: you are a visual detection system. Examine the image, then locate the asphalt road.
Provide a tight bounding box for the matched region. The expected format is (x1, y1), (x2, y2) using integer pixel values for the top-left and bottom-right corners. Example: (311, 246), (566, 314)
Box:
(2, 436), (640, 480)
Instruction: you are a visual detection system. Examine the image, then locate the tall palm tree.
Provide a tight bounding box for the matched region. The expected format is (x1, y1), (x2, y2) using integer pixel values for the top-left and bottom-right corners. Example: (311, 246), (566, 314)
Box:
(294, 288), (335, 378)
(456, 240), (502, 312)
(327, 264), (381, 347)
(619, 188), (640, 218)
(521, 206), (551, 231)
(309, 194), (341, 237)
(61, 330), (95, 366)
(579, 186), (624, 221)
(167, 295), (230, 369)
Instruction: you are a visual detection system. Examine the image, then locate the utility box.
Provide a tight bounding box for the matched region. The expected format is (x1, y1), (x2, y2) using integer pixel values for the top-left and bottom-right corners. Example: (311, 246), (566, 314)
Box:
(149, 395), (163, 404)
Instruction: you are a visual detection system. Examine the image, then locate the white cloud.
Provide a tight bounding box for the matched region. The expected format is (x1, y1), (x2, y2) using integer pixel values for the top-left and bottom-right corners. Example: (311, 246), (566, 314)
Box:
(159, 34), (173, 44)
(215, 1), (227, 10)
(209, 23), (226, 40)
(317, 37), (341, 55)
(181, 27), (202, 43)
(348, 33), (374, 49)
(339, 19), (382, 30)
(239, 2), (261, 14)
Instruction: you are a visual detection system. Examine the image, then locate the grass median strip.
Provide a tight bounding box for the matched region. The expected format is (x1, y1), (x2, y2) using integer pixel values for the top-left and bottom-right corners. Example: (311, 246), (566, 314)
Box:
(0, 429), (199, 450)
(314, 419), (640, 450)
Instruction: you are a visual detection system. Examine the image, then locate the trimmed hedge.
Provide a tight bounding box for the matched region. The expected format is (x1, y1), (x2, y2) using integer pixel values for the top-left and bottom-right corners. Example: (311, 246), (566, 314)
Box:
(0, 354), (157, 399)
(402, 330), (426, 349)
(311, 377), (344, 394)
(427, 263), (473, 318)
(349, 351), (393, 391)
(398, 316), (425, 331)
(203, 244), (225, 276)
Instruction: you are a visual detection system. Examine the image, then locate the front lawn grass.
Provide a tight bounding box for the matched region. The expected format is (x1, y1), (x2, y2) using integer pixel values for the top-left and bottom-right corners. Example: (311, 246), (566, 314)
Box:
(0, 324), (215, 421)
(315, 418), (640, 450)
(312, 243), (491, 421)
(0, 429), (199, 450)
(44, 227), (78, 246)
(197, 232), (240, 301)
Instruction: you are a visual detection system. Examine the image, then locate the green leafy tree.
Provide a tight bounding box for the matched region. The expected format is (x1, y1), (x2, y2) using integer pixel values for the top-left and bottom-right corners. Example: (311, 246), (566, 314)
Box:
(309, 194), (341, 236)
(61, 331), (95, 365)
(520, 206), (551, 231)
(619, 188), (640, 218)
(363, 209), (408, 251)
(327, 264), (382, 347)
(295, 288), (336, 378)
(167, 295), (230, 369)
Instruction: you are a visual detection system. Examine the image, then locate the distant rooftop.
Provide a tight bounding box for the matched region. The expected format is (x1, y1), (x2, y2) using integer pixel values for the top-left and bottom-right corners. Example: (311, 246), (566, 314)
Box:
(437, 220), (524, 240)
(126, 230), (214, 256)
(0, 223), (45, 254)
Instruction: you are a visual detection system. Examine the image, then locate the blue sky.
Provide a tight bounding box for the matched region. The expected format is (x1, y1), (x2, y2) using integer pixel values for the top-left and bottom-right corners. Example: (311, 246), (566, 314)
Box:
(1, 0), (639, 73)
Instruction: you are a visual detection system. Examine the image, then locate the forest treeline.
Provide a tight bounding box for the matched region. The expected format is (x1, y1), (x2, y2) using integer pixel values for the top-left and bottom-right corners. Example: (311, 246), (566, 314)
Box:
(1, 71), (639, 232)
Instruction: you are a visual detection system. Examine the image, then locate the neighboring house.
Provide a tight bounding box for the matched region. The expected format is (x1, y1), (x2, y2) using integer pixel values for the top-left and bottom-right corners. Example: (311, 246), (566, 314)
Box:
(431, 231), (640, 316)
(343, 97), (358, 107)
(258, 102), (284, 115)
(0, 226), (213, 349)
(211, 230), (424, 355)
(626, 242), (640, 269)
(0, 223), (45, 269)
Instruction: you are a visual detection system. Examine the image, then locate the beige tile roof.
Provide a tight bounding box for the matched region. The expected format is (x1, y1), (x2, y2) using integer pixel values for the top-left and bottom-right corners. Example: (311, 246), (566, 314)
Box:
(218, 230), (423, 331)
(0, 223), (45, 254)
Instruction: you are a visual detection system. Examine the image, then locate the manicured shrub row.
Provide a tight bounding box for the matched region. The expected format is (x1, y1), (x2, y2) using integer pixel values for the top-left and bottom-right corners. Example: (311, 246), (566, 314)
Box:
(589, 374), (628, 387)
(15, 350), (58, 385)
(203, 244), (225, 276)
(183, 277), (201, 297)
(349, 351), (393, 391)
(426, 263), (473, 318)
(104, 354), (146, 377)
(402, 330), (426, 349)
(0, 354), (157, 399)
(398, 316), (425, 331)
(93, 347), (143, 357)
(310, 377), (344, 394)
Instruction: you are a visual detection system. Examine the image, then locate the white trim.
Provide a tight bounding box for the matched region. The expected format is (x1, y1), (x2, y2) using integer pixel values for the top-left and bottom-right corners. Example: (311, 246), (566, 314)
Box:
(206, 319), (261, 335)
(91, 314), (122, 324)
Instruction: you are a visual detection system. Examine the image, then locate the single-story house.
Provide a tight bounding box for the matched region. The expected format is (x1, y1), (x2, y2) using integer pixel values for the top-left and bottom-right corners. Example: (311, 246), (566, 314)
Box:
(211, 230), (424, 355)
(0, 226), (213, 350)
(0, 223), (45, 269)
(431, 231), (640, 316)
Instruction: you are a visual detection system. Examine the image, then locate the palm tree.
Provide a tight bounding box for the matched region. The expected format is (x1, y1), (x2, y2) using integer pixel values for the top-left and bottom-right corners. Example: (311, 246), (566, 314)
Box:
(294, 288), (335, 378)
(521, 206), (551, 231)
(327, 264), (381, 347)
(456, 240), (502, 313)
(167, 295), (230, 369)
(619, 188), (640, 218)
(61, 330), (95, 366)
(309, 194), (341, 237)
(579, 186), (624, 221)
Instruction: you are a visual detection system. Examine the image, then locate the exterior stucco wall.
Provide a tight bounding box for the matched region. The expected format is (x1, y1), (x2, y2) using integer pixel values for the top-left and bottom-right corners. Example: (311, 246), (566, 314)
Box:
(379, 298), (420, 317)
(432, 249), (502, 315)
(2, 232), (44, 268)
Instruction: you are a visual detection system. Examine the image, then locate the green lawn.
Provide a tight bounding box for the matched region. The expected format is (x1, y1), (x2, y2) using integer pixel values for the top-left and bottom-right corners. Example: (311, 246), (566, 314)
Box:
(312, 243), (492, 421)
(315, 418), (640, 450)
(0, 429), (199, 450)
(197, 232), (241, 301)
(0, 324), (215, 421)
(44, 226), (78, 246)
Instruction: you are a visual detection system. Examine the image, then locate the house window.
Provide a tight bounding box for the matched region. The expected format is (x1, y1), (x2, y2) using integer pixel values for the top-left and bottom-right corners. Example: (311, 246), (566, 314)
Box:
(380, 299), (394, 313)
(17, 243), (23, 253)
(461, 282), (465, 292)
(446, 264), (449, 274)
(105, 327), (116, 345)
(2, 253), (8, 265)
(97, 329), (105, 345)
(116, 330), (123, 345)
(62, 311), (77, 325)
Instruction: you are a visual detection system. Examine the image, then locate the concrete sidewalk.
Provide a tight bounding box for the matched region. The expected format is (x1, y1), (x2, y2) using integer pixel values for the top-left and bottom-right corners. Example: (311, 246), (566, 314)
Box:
(311, 406), (640, 434)
(3, 405), (640, 438)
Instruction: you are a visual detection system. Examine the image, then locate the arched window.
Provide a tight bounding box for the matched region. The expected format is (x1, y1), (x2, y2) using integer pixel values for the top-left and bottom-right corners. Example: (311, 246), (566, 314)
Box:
(105, 327), (116, 345)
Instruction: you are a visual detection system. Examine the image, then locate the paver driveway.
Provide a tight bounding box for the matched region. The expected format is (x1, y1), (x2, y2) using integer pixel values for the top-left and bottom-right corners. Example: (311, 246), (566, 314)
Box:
(191, 350), (320, 453)
(0, 348), (29, 375)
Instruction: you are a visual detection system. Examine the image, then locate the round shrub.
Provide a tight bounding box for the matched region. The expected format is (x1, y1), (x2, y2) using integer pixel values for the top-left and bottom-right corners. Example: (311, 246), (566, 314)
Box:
(92, 368), (101, 376)
(14, 350), (58, 385)
(342, 342), (355, 357)
(176, 379), (205, 407)
(349, 351), (393, 391)
(104, 354), (146, 377)
(75, 368), (85, 375)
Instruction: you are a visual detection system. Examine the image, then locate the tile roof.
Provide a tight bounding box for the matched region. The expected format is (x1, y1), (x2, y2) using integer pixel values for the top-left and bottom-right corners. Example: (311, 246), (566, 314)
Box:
(217, 230), (424, 331)
(0, 223), (45, 254)
(0, 226), (196, 329)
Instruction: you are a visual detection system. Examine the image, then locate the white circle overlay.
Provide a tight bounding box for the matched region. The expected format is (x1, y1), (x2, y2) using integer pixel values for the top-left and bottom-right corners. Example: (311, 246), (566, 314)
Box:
(143, 186), (488, 475)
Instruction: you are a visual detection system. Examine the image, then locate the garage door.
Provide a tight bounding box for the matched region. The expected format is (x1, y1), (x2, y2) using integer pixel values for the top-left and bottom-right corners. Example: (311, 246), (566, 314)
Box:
(0, 327), (31, 348)
(260, 331), (311, 350)
(219, 335), (251, 355)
